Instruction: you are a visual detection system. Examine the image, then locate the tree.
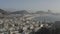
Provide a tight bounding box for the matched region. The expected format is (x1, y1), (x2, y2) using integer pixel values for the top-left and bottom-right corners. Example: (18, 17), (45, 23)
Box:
(35, 27), (50, 34)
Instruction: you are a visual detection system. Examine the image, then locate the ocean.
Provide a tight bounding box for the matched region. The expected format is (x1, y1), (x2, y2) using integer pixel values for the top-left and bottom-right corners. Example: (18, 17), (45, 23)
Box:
(33, 14), (60, 22)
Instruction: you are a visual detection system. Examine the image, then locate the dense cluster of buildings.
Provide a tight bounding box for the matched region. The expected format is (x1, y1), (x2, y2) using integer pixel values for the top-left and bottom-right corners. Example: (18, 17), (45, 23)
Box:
(0, 14), (59, 34)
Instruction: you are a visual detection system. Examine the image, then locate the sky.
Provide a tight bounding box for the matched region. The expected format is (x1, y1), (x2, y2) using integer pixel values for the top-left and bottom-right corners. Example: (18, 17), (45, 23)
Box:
(0, 0), (60, 13)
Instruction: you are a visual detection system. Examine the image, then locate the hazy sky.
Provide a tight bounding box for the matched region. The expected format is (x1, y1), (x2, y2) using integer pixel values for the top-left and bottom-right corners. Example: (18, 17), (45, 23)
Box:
(0, 0), (60, 13)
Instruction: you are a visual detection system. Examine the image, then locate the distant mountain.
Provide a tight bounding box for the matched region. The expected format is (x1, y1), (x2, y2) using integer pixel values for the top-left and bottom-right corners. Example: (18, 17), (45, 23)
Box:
(11, 10), (29, 14)
(36, 10), (60, 15)
(36, 11), (46, 14)
(36, 10), (53, 14)
(3, 8), (18, 12)
(0, 9), (8, 15)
